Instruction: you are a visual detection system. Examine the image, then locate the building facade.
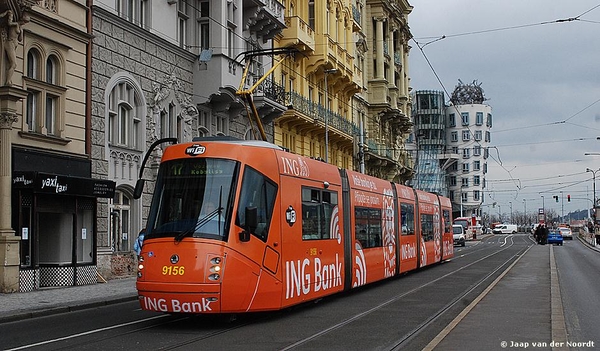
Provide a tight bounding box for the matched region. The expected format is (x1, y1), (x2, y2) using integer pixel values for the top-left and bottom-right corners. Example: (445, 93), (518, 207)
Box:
(446, 103), (492, 218)
(0, 0), (116, 293)
(1, 0), (418, 291)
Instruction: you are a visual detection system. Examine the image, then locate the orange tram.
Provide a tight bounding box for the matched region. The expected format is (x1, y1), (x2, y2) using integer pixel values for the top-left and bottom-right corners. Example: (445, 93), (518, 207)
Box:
(135, 137), (454, 314)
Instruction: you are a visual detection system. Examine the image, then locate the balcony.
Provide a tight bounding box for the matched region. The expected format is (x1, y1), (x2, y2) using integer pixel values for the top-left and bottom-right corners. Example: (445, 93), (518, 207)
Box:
(243, 0), (286, 40)
(280, 16), (315, 52)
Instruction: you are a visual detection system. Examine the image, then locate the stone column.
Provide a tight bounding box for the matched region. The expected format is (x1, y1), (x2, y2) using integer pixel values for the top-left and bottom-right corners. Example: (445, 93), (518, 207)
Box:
(0, 85), (27, 293)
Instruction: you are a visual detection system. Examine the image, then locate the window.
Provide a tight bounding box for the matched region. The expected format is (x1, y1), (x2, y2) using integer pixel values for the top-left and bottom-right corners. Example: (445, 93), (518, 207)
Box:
(487, 113), (493, 127)
(108, 80), (143, 149)
(24, 49), (65, 137)
(452, 146), (459, 154)
(473, 190), (480, 201)
(178, 0), (188, 48)
(443, 209), (451, 233)
(474, 175), (481, 185)
(461, 192), (468, 202)
(462, 130), (470, 141)
(117, 0), (148, 27)
(474, 160), (481, 171)
(451, 131), (458, 142)
(461, 112), (469, 126)
(400, 203), (415, 235)
(236, 166), (278, 242)
(216, 114), (228, 135)
(463, 148), (470, 159)
(462, 163), (470, 172)
(302, 187), (338, 240)
(474, 130), (482, 141)
(355, 207), (382, 248)
(448, 113), (455, 127)
(485, 131), (491, 142)
(461, 177), (469, 187)
(449, 176), (456, 186)
(308, 1), (315, 29)
(476, 112), (483, 125)
(473, 145), (481, 156)
(420, 214), (433, 241)
(111, 190), (132, 252)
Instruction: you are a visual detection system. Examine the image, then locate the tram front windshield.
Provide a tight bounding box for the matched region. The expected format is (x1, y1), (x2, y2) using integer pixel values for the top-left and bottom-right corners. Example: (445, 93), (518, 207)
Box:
(145, 158), (239, 241)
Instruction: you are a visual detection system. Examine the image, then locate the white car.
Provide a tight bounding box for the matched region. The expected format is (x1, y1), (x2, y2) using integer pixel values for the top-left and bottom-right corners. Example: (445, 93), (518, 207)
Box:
(558, 227), (573, 240)
(453, 225), (466, 247)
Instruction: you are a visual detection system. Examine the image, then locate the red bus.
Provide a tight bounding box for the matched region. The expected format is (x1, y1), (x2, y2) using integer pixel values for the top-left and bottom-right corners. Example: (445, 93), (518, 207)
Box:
(135, 137), (453, 314)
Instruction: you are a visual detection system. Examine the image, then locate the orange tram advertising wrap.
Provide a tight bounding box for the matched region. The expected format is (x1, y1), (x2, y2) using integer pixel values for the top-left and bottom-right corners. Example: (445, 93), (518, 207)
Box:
(135, 137), (454, 314)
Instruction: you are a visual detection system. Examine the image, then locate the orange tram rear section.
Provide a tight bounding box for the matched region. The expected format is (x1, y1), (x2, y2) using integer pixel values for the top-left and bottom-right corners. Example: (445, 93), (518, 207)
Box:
(136, 137), (454, 314)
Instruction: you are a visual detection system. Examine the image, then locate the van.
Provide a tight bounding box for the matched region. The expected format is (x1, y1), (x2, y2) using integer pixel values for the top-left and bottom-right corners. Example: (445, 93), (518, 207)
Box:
(453, 224), (466, 246)
(492, 224), (518, 234)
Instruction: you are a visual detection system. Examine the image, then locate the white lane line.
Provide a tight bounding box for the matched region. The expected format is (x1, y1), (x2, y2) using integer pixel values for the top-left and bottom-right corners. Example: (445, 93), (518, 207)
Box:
(5, 314), (168, 351)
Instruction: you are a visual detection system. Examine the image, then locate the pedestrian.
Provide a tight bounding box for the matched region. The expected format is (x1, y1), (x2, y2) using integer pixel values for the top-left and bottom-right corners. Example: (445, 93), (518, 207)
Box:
(534, 224), (542, 244)
(134, 228), (145, 255)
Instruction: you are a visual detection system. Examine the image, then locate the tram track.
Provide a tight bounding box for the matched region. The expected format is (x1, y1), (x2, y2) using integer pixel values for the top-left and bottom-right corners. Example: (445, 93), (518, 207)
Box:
(281, 235), (531, 350)
(4, 235), (533, 351)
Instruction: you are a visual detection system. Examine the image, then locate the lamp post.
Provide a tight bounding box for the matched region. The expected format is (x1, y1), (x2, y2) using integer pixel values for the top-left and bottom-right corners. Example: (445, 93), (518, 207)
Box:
(324, 68), (337, 163)
(586, 168), (599, 207)
(509, 201), (513, 224)
(523, 199), (527, 224)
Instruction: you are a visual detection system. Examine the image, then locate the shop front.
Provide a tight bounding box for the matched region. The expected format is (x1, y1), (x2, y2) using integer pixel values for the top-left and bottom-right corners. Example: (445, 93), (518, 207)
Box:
(12, 152), (115, 292)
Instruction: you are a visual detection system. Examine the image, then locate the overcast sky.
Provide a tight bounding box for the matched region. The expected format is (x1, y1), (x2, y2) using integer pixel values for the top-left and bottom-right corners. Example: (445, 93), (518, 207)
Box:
(408, 0), (600, 221)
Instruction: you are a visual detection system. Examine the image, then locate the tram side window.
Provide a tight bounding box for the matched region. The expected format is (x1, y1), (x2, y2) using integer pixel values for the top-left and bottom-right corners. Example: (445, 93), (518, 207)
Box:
(302, 187), (338, 240)
(235, 166), (277, 242)
(355, 207), (382, 248)
(443, 209), (451, 233)
(421, 214), (434, 242)
(401, 203), (415, 236)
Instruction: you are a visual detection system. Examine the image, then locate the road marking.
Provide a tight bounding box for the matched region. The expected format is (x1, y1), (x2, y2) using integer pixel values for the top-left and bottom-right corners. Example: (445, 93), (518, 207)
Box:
(5, 314), (169, 351)
(550, 244), (568, 351)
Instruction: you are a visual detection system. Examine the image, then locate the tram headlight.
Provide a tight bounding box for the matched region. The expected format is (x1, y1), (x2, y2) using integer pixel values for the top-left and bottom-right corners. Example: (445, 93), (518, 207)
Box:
(208, 273), (220, 281)
(210, 257), (221, 264)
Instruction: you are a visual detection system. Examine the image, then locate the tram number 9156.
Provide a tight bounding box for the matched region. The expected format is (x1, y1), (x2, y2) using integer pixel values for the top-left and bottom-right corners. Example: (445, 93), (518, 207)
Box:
(162, 266), (185, 276)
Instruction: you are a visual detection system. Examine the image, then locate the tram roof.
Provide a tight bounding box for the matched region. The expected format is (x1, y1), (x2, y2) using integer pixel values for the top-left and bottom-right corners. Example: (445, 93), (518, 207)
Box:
(191, 136), (283, 150)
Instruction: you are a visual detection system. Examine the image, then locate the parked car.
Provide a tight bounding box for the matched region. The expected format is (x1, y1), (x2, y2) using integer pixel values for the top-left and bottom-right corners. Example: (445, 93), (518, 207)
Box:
(558, 227), (573, 240)
(453, 224), (466, 247)
(547, 230), (564, 245)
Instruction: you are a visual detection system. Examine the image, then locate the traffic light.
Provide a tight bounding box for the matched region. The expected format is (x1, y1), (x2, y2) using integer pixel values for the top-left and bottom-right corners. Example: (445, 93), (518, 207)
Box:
(567, 195), (570, 202)
(554, 195), (559, 202)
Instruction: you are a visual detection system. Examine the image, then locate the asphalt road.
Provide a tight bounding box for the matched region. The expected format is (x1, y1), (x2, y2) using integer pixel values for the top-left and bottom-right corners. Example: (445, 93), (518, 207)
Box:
(4, 234), (593, 351)
(553, 237), (600, 350)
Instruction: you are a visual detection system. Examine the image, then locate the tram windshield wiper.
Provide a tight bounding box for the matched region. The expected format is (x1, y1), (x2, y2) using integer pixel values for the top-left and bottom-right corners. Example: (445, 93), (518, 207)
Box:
(174, 206), (224, 242)
(174, 186), (224, 243)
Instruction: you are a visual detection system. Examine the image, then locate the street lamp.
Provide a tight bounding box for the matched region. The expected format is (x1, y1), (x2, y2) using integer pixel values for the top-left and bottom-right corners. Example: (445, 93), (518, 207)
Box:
(523, 199), (527, 224)
(586, 168), (600, 207)
(509, 201), (513, 224)
(324, 68), (337, 163)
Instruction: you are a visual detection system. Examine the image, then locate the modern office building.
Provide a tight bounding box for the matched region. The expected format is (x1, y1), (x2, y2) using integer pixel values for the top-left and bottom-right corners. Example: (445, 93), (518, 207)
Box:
(410, 88), (492, 219)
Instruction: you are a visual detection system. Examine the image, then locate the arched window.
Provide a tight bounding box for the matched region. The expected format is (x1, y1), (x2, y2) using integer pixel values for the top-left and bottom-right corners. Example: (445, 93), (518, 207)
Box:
(24, 49), (65, 137)
(108, 80), (142, 149)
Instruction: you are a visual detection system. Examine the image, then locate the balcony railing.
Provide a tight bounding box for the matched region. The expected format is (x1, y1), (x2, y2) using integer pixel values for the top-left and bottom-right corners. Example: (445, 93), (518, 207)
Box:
(285, 91), (359, 136)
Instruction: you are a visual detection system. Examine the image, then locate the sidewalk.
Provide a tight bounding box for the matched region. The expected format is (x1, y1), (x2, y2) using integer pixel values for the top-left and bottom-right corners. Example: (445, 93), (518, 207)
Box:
(0, 276), (137, 323)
